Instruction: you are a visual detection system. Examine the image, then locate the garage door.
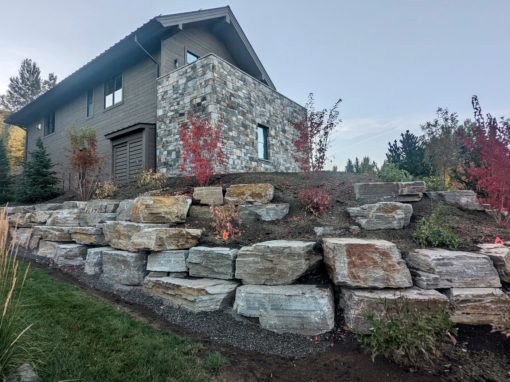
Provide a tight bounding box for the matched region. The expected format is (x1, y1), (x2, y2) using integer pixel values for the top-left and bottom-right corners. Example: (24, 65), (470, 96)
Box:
(112, 132), (144, 184)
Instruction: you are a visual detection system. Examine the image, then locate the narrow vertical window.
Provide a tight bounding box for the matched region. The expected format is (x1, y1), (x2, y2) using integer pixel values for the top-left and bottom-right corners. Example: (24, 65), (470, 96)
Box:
(86, 89), (94, 117)
(44, 112), (55, 136)
(258, 125), (269, 160)
(105, 74), (123, 108)
(186, 51), (199, 64)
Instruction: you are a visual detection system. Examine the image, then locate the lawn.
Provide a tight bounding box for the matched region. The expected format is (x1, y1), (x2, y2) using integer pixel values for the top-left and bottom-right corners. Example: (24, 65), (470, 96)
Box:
(18, 265), (224, 382)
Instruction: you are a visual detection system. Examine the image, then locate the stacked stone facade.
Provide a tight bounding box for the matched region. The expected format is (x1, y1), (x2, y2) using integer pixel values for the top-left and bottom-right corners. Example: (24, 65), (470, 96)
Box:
(156, 54), (305, 175)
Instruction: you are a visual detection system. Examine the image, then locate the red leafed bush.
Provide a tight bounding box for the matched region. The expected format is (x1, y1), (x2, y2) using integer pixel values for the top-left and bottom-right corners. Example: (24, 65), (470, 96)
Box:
(464, 96), (510, 227)
(179, 113), (225, 186)
(298, 188), (332, 217)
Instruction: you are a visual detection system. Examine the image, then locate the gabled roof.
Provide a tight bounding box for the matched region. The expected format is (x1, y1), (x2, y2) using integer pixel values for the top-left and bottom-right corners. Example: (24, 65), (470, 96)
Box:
(6, 6), (274, 127)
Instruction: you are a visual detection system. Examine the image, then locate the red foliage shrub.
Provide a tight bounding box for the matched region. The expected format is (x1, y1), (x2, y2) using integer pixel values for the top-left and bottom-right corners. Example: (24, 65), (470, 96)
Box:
(464, 96), (510, 227)
(292, 93), (342, 172)
(210, 204), (240, 241)
(298, 188), (331, 217)
(179, 113), (225, 186)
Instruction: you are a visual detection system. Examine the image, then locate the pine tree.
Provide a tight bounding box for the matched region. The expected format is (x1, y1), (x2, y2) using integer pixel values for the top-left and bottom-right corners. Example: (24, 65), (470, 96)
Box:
(386, 130), (430, 177)
(18, 137), (59, 202)
(354, 157), (361, 174)
(0, 138), (10, 204)
(345, 158), (355, 173)
(0, 59), (57, 112)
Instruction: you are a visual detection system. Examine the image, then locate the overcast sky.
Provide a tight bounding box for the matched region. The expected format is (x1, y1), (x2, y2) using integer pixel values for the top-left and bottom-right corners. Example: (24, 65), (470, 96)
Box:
(1, 0), (509, 168)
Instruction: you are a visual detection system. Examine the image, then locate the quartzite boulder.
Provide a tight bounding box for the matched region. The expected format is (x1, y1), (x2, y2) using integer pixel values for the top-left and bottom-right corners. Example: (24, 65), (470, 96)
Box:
(116, 199), (134, 221)
(33, 203), (64, 211)
(32, 226), (72, 242)
(347, 202), (413, 230)
(354, 181), (426, 203)
(37, 240), (59, 259)
(102, 221), (167, 252)
(322, 238), (412, 288)
(147, 250), (188, 272)
(62, 201), (87, 210)
(193, 187), (224, 205)
(84, 247), (111, 275)
(225, 183), (274, 204)
(187, 247), (238, 279)
(26, 210), (52, 224)
(143, 277), (239, 312)
(84, 199), (120, 213)
(54, 244), (87, 267)
(234, 285), (335, 335)
(9, 227), (32, 248)
(46, 209), (81, 227)
(80, 212), (117, 226)
(405, 248), (501, 288)
(445, 288), (510, 325)
(477, 244), (510, 283)
(239, 203), (289, 222)
(102, 249), (146, 285)
(426, 190), (484, 211)
(131, 195), (191, 223)
(340, 288), (449, 333)
(69, 227), (107, 245)
(131, 227), (202, 251)
(235, 240), (320, 285)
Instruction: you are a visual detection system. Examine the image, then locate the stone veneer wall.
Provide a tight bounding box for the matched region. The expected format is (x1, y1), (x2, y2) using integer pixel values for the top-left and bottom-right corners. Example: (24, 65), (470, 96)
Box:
(156, 54), (305, 175)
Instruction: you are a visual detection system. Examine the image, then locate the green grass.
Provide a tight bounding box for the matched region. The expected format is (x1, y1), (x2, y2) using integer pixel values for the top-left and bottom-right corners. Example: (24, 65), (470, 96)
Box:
(18, 266), (221, 382)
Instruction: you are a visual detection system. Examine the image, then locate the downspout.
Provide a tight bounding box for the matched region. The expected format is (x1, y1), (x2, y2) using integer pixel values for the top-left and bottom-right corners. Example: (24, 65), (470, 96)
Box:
(134, 35), (160, 76)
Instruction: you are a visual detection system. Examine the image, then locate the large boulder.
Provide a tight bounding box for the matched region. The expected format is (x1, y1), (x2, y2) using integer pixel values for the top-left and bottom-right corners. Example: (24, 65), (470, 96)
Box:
(405, 248), (502, 288)
(33, 203), (64, 211)
(26, 210), (52, 224)
(54, 244), (87, 267)
(84, 247), (111, 275)
(235, 240), (321, 285)
(116, 199), (134, 221)
(426, 190), (484, 211)
(340, 288), (449, 333)
(8, 213), (34, 228)
(102, 249), (146, 285)
(193, 187), (224, 205)
(80, 212), (117, 226)
(354, 181), (425, 203)
(143, 277), (239, 312)
(9, 228), (32, 248)
(322, 238), (412, 288)
(234, 285), (335, 335)
(131, 228), (202, 251)
(187, 247), (238, 279)
(69, 227), (107, 245)
(84, 199), (120, 213)
(36, 240), (59, 259)
(102, 221), (167, 252)
(445, 288), (510, 326)
(131, 195), (191, 224)
(239, 203), (289, 223)
(188, 206), (213, 222)
(225, 184), (274, 204)
(147, 250), (188, 272)
(46, 209), (81, 227)
(32, 226), (72, 242)
(347, 202), (413, 230)
(477, 244), (510, 283)
(62, 201), (87, 210)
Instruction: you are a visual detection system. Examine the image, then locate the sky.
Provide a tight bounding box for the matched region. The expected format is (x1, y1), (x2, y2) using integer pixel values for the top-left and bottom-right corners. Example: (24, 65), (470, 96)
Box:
(0, 0), (509, 168)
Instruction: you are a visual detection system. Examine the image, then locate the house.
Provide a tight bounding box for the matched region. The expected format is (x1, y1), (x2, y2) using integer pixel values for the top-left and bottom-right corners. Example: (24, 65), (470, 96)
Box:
(5, 6), (304, 186)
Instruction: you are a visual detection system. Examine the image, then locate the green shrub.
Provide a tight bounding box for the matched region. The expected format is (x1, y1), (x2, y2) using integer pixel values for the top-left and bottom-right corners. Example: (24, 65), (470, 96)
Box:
(203, 352), (227, 374)
(413, 204), (461, 248)
(421, 175), (452, 191)
(356, 297), (457, 367)
(377, 162), (412, 182)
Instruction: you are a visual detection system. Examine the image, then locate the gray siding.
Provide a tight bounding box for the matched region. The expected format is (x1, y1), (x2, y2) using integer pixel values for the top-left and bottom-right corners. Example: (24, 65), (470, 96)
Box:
(160, 26), (236, 76)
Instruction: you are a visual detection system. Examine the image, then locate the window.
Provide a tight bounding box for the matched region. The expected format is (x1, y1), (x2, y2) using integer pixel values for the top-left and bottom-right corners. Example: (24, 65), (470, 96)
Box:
(44, 112), (55, 136)
(257, 125), (269, 160)
(105, 74), (123, 108)
(186, 51), (199, 64)
(86, 89), (94, 117)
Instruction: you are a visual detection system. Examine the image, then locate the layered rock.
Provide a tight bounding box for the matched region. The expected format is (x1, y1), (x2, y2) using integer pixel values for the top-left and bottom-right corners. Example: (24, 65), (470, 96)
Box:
(405, 249), (501, 288)
(235, 240), (320, 285)
(84, 199), (120, 213)
(187, 247), (238, 279)
(116, 199), (134, 221)
(322, 238), (412, 288)
(101, 222), (167, 252)
(193, 187), (224, 205)
(46, 209), (81, 227)
(69, 227), (107, 245)
(426, 190), (484, 211)
(80, 212), (117, 226)
(33, 203), (63, 211)
(225, 183), (274, 204)
(54, 244), (87, 267)
(347, 202), (413, 230)
(9, 227), (32, 248)
(131, 195), (191, 223)
(32, 226), (72, 242)
(445, 288), (510, 325)
(354, 181), (425, 203)
(36, 240), (59, 259)
(239, 203), (289, 222)
(147, 250), (188, 272)
(26, 210), (52, 224)
(62, 201), (87, 210)
(477, 244), (510, 283)
(234, 285), (335, 335)
(131, 227), (202, 251)
(340, 288), (449, 333)
(84, 247), (111, 275)
(143, 277), (239, 312)
(102, 249), (146, 285)
(188, 206), (213, 222)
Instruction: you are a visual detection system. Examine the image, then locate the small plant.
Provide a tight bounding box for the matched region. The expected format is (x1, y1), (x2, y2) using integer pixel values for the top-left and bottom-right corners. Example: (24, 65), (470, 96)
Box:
(356, 297), (457, 367)
(413, 204), (461, 248)
(422, 175), (452, 191)
(298, 188), (331, 217)
(210, 204), (239, 241)
(136, 169), (167, 189)
(378, 162), (412, 182)
(92, 180), (117, 199)
(203, 352), (227, 374)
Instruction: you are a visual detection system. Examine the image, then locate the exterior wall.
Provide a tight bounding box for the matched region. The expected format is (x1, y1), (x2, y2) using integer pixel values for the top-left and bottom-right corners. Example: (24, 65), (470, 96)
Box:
(156, 54), (305, 175)
(160, 26), (236, 76)
(25, 55), (160, 186)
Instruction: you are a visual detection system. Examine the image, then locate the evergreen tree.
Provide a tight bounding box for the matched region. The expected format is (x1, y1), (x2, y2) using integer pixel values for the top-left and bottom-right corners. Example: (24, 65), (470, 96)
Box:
(18, 137), (59, 202)
(0, 59), (57, 112)
(359, 156), (378, 174)
(354, 157), (361, 173)
(0, 138), (10, 204)
(386, 130), (430, 177)
(345, 158), (355, 173)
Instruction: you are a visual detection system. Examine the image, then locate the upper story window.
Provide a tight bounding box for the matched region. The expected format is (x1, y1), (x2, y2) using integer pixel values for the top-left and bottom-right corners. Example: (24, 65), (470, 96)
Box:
(86, 89), (94, 117)
(186, 51), (199, 64)
(257, 125), (269, 160)
(104, 74), (123, 109)
(44, 112), (55, 136)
